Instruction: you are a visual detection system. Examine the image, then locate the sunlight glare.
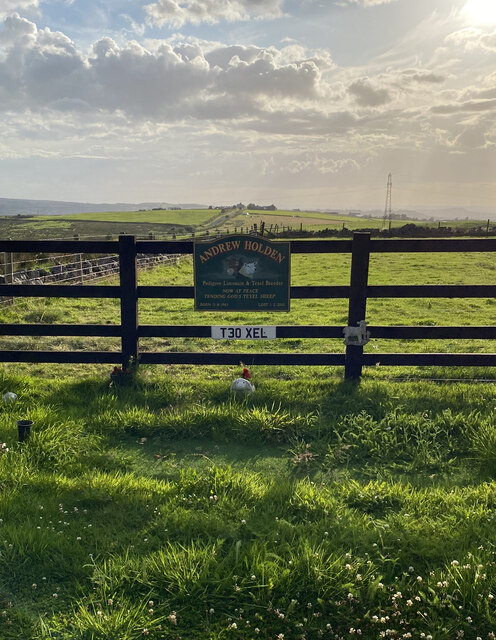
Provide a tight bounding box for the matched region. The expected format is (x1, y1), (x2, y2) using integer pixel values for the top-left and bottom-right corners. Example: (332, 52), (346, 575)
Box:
(463, 0), (496, 25)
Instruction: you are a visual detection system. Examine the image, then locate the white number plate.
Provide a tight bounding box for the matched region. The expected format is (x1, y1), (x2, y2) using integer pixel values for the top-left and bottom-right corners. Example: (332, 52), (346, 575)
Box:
(211, 326), (276, 340)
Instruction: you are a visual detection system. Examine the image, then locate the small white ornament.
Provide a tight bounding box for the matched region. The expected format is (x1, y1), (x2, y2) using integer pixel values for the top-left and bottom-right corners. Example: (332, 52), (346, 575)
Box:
(2, 392), (17, 402)
(343, 320), (370, 346)
(230, 378), (255, 395)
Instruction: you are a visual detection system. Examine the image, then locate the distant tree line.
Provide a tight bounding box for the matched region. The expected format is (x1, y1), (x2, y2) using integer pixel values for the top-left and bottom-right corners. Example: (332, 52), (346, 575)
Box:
(208, 203), (277, 211)
(272, 222), (496, 239)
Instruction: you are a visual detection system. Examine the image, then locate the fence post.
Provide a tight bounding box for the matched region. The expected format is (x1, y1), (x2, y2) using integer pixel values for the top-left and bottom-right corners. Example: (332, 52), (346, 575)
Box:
(119, 235), (138, 369)
(77, 253), (83, 284)
(344, 232), (371, 381)
(3, 248), (13, 306)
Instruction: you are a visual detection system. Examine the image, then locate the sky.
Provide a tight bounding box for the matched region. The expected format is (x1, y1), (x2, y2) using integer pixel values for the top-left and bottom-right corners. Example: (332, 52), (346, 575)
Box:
(0, 0), (496, 210)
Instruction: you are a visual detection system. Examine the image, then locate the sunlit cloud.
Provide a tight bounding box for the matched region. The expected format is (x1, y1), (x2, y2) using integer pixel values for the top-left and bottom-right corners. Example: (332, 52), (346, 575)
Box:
(144, 0), (285, 27)
(0, 0), (39, 21)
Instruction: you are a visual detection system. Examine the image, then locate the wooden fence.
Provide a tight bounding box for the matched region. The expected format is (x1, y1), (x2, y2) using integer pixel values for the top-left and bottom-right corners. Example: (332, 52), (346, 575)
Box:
(0, 233), (496, 380)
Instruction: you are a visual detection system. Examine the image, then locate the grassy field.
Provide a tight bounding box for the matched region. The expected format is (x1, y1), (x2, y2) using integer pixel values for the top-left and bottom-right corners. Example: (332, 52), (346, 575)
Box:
(1, 209), (489, 241)
(1, 366), (496, 639)
(1, 247), (496, 639)
(0, 210), (219, 241)
(60, 210), (217, 226)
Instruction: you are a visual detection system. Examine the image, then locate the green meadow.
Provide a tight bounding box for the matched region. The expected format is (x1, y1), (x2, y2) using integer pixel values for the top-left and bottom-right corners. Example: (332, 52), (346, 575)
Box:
(60, 210), (216, 226)
(0, 246), (496, 639)
(1, 208), (488, 241)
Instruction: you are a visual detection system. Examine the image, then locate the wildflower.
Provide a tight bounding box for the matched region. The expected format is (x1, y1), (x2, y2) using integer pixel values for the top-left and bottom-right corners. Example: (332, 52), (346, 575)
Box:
(142, 630), (149, 636)
(107, 599), (114, 606)
(96, 611), (103, 617)
(52, 594), (58, 599)
(378, 582), (384, 589)
(241, 519), (246, 525)
(168, 611), (177, 625)
(451, 560), (459, 566)
(32, 584), (37, 589)
(255, 629), (260, 634)
(148, 609), (154, 615)
(228, 622), (238, 630)
(277, 635), (284, 639)
(209, 608), (214, 614)
(417, 576), (422, 582)
(148, 601), (154, 607)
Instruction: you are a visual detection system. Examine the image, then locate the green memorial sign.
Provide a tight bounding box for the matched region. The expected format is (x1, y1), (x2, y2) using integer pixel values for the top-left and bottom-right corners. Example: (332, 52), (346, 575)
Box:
(194, 235), (290, 311)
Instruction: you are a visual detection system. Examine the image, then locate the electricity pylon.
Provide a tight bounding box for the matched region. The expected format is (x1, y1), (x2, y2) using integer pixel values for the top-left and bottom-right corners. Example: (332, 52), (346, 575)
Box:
(382, 172), (392, 230)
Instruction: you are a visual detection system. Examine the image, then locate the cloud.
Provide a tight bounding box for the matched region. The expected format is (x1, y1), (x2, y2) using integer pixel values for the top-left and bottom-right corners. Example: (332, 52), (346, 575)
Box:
(144, 0), (285, 28)
(0, 0), (39, 21)
(338, 0), (398, 6)
(410, 71), (445, 84)
(348, 78), (390, 107)
(431, 99), (496, 114)
(444, 27), (496, 53)
(454, 122), (490, 149)
(0, 15), (332, 123)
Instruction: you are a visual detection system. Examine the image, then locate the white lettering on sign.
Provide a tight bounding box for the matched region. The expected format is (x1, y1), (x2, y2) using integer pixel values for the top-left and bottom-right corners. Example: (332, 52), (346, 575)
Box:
(211, 326), (277, 340)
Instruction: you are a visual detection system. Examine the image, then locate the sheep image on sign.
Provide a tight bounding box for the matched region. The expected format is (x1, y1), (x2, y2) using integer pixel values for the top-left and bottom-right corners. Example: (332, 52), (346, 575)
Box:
(194, 235), (290, 311)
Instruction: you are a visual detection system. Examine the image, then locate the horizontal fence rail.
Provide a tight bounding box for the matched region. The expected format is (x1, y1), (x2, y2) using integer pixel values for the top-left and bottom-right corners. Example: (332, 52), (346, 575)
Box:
(1, 324), (496, 340)
(1, 233), (496, 379)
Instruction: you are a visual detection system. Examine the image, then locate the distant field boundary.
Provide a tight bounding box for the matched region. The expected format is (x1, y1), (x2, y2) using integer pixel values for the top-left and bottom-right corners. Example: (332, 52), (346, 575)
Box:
(1, 233), (496, 380)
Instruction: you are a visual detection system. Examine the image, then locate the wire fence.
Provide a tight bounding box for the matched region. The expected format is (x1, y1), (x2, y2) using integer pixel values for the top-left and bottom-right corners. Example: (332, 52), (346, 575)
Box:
(0, 252), (183, 309)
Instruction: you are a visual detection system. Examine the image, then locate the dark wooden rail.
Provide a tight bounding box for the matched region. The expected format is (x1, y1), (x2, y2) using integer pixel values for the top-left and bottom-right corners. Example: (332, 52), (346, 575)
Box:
(1, 233), (495, 379)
